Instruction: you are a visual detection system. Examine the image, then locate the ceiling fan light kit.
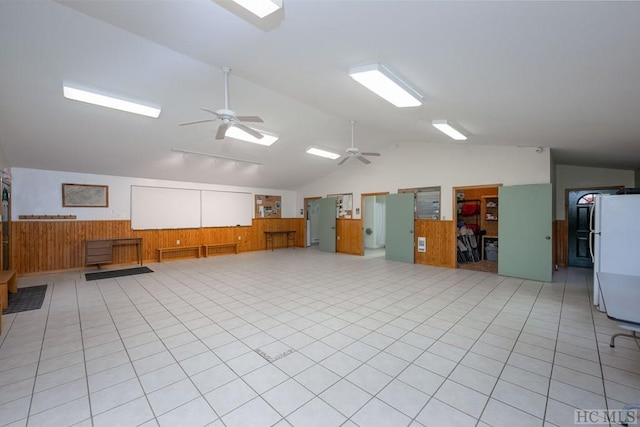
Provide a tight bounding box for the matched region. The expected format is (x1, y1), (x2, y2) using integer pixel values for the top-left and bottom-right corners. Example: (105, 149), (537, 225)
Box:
(63, 85), (161, 118)
(348, 63), (423, 108)
(432, 119), (467, 141)
(232, 0), (282, 18)
(180, 67), (267, 141)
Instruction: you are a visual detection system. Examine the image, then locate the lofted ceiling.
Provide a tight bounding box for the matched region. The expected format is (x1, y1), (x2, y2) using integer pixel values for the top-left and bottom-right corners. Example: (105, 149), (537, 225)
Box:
(1, 1), (639, 190)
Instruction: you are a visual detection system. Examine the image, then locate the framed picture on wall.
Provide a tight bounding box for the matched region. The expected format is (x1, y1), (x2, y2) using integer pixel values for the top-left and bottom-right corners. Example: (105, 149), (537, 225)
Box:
(62, 183), (109, 207)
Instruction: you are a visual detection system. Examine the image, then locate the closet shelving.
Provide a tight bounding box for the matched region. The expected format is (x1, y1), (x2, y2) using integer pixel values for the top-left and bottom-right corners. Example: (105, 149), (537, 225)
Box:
(457, 199), (481, 230)
(481, 195), (499, 261)
(481, 195), (499, 237)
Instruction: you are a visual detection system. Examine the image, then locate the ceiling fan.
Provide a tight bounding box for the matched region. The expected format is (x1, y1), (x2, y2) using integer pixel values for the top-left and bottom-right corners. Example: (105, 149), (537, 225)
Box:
(180, 67), (264, 140)
(338, 121), (381, 165)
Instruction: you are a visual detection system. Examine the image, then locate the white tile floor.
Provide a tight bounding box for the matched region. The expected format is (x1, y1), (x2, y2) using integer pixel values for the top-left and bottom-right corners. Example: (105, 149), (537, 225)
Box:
(1, 248), (639, 427)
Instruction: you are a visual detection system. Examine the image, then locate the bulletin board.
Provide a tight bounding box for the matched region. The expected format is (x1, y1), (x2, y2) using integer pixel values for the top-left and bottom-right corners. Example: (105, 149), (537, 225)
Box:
(328, 193), (353, 218)
(255, 194), (282, 218)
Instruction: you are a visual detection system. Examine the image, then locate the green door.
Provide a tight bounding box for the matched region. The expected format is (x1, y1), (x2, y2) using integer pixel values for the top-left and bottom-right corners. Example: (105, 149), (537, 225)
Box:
(318, 197), (337, 252)
(498, 184), (552, 282)
(385, 193), (415, 263)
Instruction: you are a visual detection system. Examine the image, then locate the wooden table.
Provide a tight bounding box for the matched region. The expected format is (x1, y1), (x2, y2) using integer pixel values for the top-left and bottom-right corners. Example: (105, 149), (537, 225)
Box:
(86, 238), (143, 267)
(264, 231), (296, 251)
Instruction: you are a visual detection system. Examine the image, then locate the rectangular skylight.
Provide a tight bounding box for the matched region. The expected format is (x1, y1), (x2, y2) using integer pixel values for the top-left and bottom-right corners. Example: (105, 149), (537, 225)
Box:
(432, 120), (467, 141)
(232, 0), (282, 18)
(226, 126), (278, 146)
(63, 85), (161, 118)
(349, 63), (423, 108)
(306, 147), (341, 160)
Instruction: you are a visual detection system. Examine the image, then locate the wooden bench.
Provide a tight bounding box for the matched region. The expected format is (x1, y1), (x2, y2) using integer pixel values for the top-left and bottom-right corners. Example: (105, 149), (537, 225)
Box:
(202, 243), (238, 257)
(157, 246), (201, 263)
(0, 269), (17, 311)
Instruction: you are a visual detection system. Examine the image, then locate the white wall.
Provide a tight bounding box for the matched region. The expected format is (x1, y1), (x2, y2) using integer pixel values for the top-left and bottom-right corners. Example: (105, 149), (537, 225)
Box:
(296, 143), (551, 220)
(554, 165), (634, 219)
(12, 168), (297, 221)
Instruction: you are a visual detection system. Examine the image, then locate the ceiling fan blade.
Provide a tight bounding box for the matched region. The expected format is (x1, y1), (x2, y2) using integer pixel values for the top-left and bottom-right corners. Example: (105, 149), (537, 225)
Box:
(179, 119), (216, 126)
(216, 123), (230, 140)
(360, 152), (381, 157)
(236, 115), (264, 123)
(235, 123), (264, 139)
(337, 156), (350, 166)
(200, 107), (222, 118)
(357, 156), (371, 165)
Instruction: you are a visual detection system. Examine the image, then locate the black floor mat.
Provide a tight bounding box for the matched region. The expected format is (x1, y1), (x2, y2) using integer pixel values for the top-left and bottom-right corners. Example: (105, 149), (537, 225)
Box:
(2, 284), (48, 315)
(85, 266), (153, 281)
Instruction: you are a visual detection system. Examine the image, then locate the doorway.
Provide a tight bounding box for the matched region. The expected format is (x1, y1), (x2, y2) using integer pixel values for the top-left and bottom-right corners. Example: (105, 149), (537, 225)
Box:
(566, 187), (620, 267)
(452, 184), (501, 274)
(304, 197), (321, 247)
(362, 193), (387, 257)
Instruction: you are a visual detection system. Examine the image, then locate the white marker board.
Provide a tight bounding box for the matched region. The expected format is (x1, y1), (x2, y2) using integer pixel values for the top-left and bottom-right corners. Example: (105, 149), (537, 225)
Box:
(131, 186), (201, 229)
(201, 190), (252, 227)
(131, 185), (253, 230)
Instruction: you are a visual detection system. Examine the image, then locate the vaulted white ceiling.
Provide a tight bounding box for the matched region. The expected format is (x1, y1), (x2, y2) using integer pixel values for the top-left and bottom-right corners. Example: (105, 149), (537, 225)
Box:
(1, 1), (639, 190)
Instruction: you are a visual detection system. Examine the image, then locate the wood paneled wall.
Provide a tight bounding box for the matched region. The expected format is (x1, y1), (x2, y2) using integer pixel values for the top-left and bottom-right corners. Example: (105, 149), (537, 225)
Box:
(11, 218), (305, 275)
(336, 219), (363, 256)
(415, 220), (456, 268)
(11, 216), (459, 275)
(554, 220), (567, 267)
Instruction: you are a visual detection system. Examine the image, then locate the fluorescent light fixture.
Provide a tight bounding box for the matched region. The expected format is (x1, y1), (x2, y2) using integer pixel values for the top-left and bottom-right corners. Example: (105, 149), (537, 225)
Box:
(432, 119), (467, 141)
(225, 126), (278, 146)
(232, 0), (282, 18)
(306, 147), (341, 160)
(172, 148), (262, 165)
(348, 63), (422, 108)
(63, 85), (161, 118)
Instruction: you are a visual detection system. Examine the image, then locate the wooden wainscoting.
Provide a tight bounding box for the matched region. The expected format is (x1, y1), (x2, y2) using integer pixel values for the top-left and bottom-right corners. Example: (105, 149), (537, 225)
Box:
(11, 218), (305, 275)
(336, 219), (363, 256)
(249, 218), (306, 251)
(554, 220), (567, 267)
(414, 220), (456, 268)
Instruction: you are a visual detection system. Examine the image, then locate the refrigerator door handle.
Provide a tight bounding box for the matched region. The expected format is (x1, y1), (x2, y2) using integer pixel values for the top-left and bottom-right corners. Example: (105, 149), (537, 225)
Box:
(589, 200), (598, 263)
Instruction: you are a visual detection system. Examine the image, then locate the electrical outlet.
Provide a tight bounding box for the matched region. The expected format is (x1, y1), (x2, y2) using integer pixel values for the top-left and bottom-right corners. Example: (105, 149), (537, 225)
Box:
(238, 236), (241, 240)
(176, 240), (180, 245)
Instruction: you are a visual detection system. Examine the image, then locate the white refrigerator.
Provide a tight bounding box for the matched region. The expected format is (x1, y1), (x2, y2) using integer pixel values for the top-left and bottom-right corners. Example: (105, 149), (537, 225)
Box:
(590, 194), (640, 310)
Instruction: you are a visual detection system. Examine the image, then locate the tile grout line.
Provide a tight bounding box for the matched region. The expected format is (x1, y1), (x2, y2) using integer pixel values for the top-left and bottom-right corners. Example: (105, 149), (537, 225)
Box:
(24, 282), (56, 426)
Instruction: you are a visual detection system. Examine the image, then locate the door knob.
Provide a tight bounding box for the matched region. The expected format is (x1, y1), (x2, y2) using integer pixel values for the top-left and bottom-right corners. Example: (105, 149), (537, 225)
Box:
(545, 236), (551, 240)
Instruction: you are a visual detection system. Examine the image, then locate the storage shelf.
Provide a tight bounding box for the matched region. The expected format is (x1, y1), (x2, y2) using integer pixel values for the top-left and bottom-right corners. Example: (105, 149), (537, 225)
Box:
(481, 195), (499, 241)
